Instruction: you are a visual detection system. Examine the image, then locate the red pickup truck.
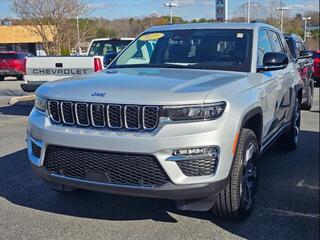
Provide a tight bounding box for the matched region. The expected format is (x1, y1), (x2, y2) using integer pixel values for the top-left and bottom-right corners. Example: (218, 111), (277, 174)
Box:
(0, 51), (29, 81)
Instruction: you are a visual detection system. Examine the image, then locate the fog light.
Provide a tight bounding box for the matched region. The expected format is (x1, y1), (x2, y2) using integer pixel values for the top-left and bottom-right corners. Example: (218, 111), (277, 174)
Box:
(168, 146), (219, 161)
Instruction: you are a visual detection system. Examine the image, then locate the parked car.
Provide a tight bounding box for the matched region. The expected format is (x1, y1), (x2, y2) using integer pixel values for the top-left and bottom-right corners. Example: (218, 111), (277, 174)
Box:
(27, 23), (303, 220)
(312, 50), (320, 85)
(285, 34), (314, 110)
(0, 51), (29, 81)
(21, 38), (134, 92)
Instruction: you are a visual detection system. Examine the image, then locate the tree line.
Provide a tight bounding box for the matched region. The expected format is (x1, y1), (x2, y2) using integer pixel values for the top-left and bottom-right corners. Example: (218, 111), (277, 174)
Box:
(7, 0), (320, 55)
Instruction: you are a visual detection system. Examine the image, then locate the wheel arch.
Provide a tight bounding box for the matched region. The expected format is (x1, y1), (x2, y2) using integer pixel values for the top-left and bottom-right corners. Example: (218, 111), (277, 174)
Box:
(239, 107), (263, 147)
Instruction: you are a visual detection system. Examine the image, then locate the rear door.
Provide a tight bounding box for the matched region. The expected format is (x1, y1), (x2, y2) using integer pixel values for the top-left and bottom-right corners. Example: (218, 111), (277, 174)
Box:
(268, 30), (295, 131)
(0, 53), (16, 72)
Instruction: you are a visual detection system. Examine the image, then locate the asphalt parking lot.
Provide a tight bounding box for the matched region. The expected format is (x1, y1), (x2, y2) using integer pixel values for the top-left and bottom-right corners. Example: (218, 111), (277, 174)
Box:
(0, 80), (319, 240)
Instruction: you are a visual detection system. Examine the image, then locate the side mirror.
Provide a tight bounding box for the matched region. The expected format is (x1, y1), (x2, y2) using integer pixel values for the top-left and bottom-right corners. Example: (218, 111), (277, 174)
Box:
(103, 51), (117, 67)
(298, 50), (313, 59)
(257, 52), (289, 72)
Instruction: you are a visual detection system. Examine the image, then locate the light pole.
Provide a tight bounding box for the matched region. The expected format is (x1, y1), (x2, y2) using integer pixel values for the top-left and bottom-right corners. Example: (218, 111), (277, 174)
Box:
(164, 2), (178, 24)
(76, 16), (81, 54)
(247, 0), (251, 23)
(277, 6), (289, 33)
(302, 17), (311, 42)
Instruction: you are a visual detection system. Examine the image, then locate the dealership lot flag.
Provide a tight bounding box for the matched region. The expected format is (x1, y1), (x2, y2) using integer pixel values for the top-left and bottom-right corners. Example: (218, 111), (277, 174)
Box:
(216, 0), (228, 22)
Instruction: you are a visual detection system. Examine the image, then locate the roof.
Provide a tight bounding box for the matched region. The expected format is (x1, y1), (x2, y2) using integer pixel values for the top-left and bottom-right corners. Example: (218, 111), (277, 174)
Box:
(0, 25), (54, 44)
(147, 22), (278, 32)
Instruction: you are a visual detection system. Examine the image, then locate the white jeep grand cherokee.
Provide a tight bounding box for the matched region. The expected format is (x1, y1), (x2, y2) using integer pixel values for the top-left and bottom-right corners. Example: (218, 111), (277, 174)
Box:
(27, 23), (303, 219)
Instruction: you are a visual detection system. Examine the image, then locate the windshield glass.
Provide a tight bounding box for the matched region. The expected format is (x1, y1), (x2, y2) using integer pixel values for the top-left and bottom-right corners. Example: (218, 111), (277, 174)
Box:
(88, 40), (132, 56)
(109, 29), (253, 72)
(0, 53), (19, 59)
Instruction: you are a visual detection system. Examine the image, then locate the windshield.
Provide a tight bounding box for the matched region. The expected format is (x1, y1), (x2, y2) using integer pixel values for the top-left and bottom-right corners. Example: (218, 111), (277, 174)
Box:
(88, 40), (132, 56)
(0, 53), (24, 59)
(109, 29), (253, 72)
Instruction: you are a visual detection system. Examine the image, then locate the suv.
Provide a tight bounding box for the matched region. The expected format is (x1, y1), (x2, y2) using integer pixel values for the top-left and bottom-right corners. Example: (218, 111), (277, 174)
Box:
(0, 51), (28, 81)
(285, 34), (314, 110)
(27, 23), (303, 219)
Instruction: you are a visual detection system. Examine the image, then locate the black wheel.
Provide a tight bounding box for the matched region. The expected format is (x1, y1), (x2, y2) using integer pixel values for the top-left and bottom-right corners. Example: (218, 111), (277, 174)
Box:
(212, 129), (259, 219)
(45, 181), (77, 193)
(278, 98), (301, 150)
(301, 85), (313, 110)
(0, 76), (4, 81)
(16, 75), (24, 81)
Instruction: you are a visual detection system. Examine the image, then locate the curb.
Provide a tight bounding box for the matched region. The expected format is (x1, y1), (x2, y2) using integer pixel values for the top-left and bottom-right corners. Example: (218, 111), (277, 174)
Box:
(9, 95), (35, 106)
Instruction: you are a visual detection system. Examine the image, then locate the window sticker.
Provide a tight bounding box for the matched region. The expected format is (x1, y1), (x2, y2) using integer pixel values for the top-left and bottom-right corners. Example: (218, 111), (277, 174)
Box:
(139, 33), (164, 41)
(237, 33), (244, 38)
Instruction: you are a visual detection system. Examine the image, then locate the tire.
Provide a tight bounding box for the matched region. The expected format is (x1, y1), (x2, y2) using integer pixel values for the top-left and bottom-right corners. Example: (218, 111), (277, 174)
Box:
(301, 85), (313, 110)
(212, 129), (259, 219)
(16, 75), (24, 81)
(278, 98), (301, 151)
(0, 76), (4, 81)
(45, 181), (77, 193)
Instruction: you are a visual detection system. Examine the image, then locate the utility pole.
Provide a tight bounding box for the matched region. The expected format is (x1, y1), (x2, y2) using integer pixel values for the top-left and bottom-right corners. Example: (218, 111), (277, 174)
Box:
(302, 17), (311, 42)
(76, 16), (81, 54)
(164, 2), (178, 24)
(247, 0), (251, 23)
(277, 6), (289, 33)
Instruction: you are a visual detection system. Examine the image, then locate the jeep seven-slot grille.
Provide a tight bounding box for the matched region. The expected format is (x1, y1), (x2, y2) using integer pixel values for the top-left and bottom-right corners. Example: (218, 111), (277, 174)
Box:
(44, 145), (170, 187)
(48, 100), (159, 131)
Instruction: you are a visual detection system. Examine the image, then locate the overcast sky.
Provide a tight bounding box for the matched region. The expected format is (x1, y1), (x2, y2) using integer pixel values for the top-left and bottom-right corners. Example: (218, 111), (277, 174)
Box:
(0, 0), (319, 20)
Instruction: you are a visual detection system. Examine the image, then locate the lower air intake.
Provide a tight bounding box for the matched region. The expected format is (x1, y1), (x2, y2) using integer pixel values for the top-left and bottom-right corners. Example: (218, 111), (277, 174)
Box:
(44, 145), (170, 188)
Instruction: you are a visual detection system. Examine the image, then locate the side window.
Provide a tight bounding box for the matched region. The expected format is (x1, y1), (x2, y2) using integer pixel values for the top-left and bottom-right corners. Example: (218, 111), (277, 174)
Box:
(257, 29), (273, 66)
(279, 35), (292, 60)
(268, 31), (284, 53)
(299, 42), (306, 51)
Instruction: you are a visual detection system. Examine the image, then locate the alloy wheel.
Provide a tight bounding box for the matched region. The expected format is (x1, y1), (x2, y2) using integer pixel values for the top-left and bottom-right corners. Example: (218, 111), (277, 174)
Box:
(240, 142), (258, 210)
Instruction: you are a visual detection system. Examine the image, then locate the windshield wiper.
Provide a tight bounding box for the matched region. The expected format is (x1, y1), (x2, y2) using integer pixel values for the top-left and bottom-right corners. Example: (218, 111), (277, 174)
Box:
(111, 64), (209, 70)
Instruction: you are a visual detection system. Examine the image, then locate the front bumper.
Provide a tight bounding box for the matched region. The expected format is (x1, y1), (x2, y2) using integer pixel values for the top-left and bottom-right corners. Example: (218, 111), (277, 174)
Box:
(0, 69), (23, 77)
(31, 163), (228, 200)
(27, 107), (239, 200)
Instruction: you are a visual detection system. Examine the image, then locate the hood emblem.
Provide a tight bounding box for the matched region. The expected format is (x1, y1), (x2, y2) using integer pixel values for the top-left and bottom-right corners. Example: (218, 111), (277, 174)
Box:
(91, 92), (106, 97)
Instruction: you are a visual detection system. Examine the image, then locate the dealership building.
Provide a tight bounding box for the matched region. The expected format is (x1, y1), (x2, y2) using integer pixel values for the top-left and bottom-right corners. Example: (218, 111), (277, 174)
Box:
(0, 25), (53, 56)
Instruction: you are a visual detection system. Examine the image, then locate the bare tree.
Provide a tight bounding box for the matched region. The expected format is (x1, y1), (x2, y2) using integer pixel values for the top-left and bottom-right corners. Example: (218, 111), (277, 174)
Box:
(234, 1), (265, 22)
(265, 0), (287, 28)
(12, 0), (86, 55)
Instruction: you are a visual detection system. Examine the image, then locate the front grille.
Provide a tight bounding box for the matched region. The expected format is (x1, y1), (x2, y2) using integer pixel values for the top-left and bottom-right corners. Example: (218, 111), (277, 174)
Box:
(75, 103), (89, 126)
(31, 142), (41, 158)
(176, 158), (218, 177)
(44, 145), (170, 188)
(125, 106), (140, 129)
(61, 102), (74, 124)
(48, 100), (159, 131)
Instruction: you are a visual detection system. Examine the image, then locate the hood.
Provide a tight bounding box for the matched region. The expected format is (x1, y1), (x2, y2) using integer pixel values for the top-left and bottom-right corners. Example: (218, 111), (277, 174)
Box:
(37, 68), (247, 105)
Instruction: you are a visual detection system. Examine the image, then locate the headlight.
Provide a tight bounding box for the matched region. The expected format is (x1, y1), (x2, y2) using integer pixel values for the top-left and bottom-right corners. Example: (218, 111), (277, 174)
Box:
(162, 102), (226, 121)
(35, 96), (47, 113)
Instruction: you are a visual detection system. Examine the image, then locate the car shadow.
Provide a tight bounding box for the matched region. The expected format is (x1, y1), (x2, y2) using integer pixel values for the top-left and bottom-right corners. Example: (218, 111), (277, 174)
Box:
(0, 105), (33, 116)
(0, 130), (319, 239)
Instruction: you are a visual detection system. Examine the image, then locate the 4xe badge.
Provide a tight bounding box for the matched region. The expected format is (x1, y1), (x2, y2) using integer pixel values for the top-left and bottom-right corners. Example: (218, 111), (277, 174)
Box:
(91, 92), (106, 97)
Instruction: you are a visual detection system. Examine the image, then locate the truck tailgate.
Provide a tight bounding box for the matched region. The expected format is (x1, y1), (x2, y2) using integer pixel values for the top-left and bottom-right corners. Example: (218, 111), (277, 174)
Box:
(25, 56), (102, 82)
